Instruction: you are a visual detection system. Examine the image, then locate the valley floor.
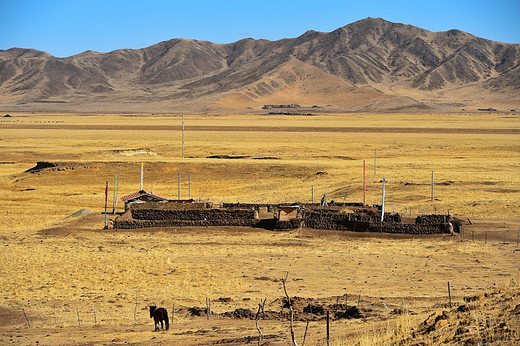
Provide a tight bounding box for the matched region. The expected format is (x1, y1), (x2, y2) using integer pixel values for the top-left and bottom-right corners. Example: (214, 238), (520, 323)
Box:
(0, 112), (519, 344)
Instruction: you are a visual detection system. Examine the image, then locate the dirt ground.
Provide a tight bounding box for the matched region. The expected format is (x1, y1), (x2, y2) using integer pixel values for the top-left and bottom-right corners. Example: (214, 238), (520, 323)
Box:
(0, 112), (519, 344)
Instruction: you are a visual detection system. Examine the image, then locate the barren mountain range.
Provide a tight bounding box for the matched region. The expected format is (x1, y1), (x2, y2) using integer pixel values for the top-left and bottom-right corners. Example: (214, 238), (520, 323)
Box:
(1, 18), (519, 113)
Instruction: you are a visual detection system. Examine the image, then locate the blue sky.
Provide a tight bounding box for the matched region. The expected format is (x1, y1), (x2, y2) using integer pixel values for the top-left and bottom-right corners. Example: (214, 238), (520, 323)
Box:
(1, 0), (519, 57)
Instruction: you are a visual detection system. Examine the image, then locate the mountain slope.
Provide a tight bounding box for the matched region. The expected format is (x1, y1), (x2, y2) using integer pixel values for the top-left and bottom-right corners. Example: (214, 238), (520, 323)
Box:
(212, 58), (393, 110)
(0, 18), (518, 112)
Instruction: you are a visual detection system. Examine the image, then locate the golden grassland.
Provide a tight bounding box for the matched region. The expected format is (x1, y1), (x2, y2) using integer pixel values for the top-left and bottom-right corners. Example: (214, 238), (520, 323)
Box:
(0, 112), (519, 344)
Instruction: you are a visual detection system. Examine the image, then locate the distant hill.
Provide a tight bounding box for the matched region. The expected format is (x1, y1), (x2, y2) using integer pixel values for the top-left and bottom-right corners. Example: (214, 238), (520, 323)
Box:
(0, 18), (519, 113)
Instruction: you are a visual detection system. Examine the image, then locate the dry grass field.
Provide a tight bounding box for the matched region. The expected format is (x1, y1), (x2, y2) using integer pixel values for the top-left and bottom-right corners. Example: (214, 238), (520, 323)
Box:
(0, 112), (519, 345)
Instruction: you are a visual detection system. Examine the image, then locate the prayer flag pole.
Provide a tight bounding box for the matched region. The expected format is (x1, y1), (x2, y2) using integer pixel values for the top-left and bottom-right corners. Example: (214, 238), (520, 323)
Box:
(112, 174), (118, 214)
(114, 168), (121, 212)
(140, 162), (144, 191)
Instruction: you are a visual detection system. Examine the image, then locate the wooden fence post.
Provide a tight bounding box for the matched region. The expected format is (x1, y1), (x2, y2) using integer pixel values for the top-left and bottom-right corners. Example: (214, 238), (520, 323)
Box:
(77, 308), (81, 327)
(94, 303), (97, 325)
(206, 297), (211, 320)
(134, 292), (138, 326)
(448, 282), (452, 308)
(326, 310), (330, 346)
(232, 294), (243, 316)
(22, 308), (31, 328)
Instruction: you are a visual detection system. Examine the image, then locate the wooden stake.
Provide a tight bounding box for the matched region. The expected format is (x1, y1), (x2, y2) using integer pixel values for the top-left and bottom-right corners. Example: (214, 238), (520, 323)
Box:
(326, 310), (330, 346)
(22, 308), (31, 328)
(172, 303), (174, 324)
(232, 294), (243, 316)
(302, 320), (310, 346)
(206, 297), (211, 320)
(255, 301), (263, 346)
(357, 294), (361, 306)
(261, 296), (266, 320)
(53, 309), (57, 328)
(485, 232), (487, 244)
(281, 272), (298, 346)
(77, 308), (81, 327)
(448, 282), (452, 308)
(134, 292), (138, 326)
(94, 303), (97, 325)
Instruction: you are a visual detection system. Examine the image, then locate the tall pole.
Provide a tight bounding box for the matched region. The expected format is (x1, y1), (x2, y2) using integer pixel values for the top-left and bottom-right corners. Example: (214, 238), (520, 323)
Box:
(431, 171), (434, 202)
(363, 160), (367, 204)
(312, 185), (314, 204)
(112, 174), (118, 214)
(188, 170), (191, 198)
(381, 177), (386, 223)
(114, 167), (121, 211)
(374, 149), (377, 175)
(182, 115), (185, 159)
(140, 162), (143, 191)
(104, 181), (108, 229)
(178, 173), (181, 200)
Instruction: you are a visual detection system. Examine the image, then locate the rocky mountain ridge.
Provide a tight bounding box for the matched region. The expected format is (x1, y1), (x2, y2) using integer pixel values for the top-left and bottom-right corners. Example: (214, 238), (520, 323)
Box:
(1, 18), (518, 113)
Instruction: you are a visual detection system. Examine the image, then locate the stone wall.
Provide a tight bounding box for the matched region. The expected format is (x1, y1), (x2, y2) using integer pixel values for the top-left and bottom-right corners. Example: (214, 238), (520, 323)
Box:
(302, 209), (455, 234)
(113, 202), (457, 235)
(114, 204), (257, 229)
(131, 208), (255, 221)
